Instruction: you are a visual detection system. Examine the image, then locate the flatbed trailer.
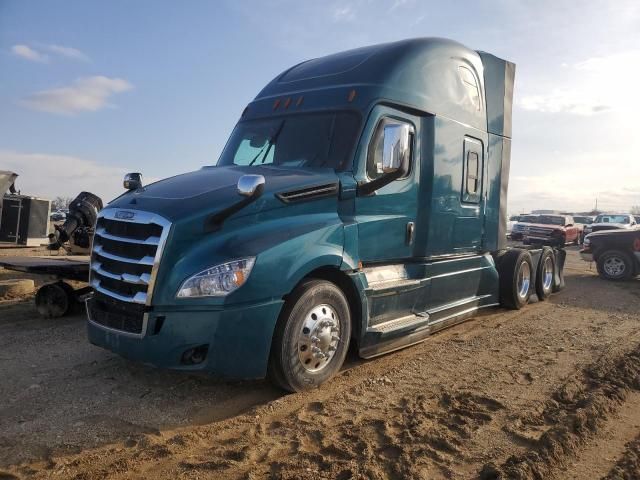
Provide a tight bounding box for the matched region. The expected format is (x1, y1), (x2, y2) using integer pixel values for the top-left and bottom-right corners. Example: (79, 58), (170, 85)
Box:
(0, 255), (91, 317)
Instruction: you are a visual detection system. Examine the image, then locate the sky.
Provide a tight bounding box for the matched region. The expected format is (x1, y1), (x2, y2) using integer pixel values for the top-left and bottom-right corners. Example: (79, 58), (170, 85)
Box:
(1, 0), (639, 213)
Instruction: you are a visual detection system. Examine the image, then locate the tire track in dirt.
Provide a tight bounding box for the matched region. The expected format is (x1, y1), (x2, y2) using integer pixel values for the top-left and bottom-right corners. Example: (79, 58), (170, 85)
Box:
(602, 432), (640, 480)
(480, 345), (640, 480)
(3, 252), (640, 480)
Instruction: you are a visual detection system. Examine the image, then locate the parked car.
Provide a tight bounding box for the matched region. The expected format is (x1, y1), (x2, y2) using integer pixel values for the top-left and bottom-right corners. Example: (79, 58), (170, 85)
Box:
(507, 215), (521, 237)
(50, 211), (66, 222)
(583, 213), (637, 237)
(573, 215), (594, 243)
(522, 214), (581, 246)
(581, 228), (640, 280)
(510, 215), (539, 240)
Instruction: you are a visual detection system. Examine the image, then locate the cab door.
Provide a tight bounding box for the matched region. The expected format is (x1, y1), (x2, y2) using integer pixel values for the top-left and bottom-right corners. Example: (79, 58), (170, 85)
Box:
(354, 106), (420, 263)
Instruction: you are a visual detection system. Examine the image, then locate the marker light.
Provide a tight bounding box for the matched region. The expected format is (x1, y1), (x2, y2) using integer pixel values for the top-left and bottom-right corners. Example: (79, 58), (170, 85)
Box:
(176, 258), (256, 298)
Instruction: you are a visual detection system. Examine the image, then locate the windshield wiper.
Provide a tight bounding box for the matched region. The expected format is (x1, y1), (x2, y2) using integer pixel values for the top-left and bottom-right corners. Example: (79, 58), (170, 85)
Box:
(250, 120), (285, 166)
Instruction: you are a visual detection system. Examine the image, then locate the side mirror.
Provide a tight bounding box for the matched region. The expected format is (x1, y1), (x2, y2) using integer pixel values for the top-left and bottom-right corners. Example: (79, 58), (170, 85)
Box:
(381, 124), (411, 174)
(123, 172), (143, 190)
(237, 174), (265, 197)
(358, 123), (412, 196)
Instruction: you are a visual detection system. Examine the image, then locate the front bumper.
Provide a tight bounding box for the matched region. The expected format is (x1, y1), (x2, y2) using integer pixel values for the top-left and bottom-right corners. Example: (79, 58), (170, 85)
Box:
(87, 298), (284, 379)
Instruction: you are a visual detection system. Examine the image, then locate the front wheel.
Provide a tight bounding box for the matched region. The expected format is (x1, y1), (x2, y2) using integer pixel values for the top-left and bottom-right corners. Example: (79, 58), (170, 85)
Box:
(268, 279), (351, 392)
(596, 250), (634, 281)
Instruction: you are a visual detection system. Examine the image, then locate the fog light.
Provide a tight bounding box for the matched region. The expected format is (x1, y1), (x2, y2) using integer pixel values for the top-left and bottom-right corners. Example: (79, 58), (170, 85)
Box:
(181, 345), (209, 365)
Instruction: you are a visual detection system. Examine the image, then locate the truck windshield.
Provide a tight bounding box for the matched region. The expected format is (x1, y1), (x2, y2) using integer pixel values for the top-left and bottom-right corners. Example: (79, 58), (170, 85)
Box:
(216, 112), (360, 171)
(538, 215), (565, 226)
(595, 215), (630, 224)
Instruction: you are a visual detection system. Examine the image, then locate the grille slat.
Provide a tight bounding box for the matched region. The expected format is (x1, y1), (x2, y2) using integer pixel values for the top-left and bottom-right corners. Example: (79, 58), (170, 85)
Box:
(89, 209), (170, 335)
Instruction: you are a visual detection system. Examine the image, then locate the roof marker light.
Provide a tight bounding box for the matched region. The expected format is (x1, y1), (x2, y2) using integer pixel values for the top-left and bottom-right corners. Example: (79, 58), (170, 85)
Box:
(284, 97), (291, 109)
(348, 89), (357, 102)
(273, 99), (281, 110)
(296, 96), (304, 107)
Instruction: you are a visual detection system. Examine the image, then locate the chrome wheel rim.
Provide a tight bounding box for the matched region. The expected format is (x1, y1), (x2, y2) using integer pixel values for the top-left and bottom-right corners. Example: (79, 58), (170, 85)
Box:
(297, 304), (340, 372)
(517, 261), (531, 299)
(604, 257), (625, 277)
(542, 257), (554, 291)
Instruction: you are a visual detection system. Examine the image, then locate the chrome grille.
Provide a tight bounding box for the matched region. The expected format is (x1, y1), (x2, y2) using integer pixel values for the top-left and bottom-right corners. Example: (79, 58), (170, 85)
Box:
(89, 209), (171, 310)
(526, 226), (554, 237)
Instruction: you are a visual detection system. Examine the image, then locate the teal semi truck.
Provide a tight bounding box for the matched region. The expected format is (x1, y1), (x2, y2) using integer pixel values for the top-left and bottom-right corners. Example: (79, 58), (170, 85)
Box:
(87, 38), (565, 392)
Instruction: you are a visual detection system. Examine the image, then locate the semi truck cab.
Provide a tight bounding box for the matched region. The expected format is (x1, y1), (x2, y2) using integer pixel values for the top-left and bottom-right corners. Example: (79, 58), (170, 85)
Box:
(87, 38), (565, 391)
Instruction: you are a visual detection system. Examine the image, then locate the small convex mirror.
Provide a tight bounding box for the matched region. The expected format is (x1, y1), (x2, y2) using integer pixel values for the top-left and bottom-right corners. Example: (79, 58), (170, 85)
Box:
(381, 124), (411, 173)
(123, 172), (143, 190)
(237, 174), (265, 197)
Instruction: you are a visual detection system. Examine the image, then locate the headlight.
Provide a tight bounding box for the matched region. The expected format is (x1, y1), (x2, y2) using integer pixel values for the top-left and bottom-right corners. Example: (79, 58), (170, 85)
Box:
(176, 257), (255, 298)
(583, 237), (591, 247)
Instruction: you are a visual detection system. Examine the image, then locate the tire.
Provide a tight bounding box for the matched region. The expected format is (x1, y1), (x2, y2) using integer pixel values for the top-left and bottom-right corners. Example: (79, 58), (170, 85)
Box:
(35, 282), (76, 318)
(498, 249), (534, 310)
(596, 250), (634, 281)
(535, 248), (555, 301)
(268, 279), (351, 392)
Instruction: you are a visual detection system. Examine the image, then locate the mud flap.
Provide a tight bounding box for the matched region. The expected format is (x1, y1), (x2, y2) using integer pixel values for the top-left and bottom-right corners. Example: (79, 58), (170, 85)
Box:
(552, 248), (566, 292)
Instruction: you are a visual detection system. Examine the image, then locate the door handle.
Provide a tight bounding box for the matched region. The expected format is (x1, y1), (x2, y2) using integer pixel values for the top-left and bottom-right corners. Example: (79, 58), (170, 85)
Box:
(406, 222), (415, 245)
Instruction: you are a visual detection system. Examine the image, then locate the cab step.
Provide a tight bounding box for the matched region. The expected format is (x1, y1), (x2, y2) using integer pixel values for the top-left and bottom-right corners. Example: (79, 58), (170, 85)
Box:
(367, 312), (430, 336)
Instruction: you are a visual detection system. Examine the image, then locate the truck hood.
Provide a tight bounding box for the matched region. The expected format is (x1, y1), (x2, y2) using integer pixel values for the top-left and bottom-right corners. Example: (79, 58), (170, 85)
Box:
(588, 226), (640, 238)
(106, 165), (340, 222)
(588, 223), (630, 231)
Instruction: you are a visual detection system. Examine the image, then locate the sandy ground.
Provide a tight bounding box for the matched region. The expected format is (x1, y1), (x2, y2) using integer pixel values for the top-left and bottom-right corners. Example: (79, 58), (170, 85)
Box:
(0, 246), (639, 479)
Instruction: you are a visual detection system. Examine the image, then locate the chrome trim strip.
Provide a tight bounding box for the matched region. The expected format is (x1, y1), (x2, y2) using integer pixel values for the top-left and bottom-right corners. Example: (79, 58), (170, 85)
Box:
(90, 278), (147, 304)
(91, 262), (150, 285)
(94, 227), (160, 245)
(93, 244), (155, 266)
(282, 186), (337, 200)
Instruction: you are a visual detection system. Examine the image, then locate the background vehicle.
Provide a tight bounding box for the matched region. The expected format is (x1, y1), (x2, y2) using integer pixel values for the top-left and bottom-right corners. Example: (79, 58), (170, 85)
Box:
(522, 214), (581, 246)
(85, 38), (565, 392)
(573, 215), (594, 243)
(581, 228), (640, 280)
(507, 215), (521, 237)
(583, 213), (637, 237)
(50, 211), (67, 222)
(510, 215), (539, 240)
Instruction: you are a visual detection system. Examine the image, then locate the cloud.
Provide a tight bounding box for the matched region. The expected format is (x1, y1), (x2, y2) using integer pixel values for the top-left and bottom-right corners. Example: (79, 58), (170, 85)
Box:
(518, 49), (640, 116)
(43, 44), (90, 62)
(0, 151), (129, 203)
(333, 5), (355, 22)
(21, 76), (133, 115)
(507, 150), (640, 213)
(11, 44), (48, 63)
(519, 91), (611, 115)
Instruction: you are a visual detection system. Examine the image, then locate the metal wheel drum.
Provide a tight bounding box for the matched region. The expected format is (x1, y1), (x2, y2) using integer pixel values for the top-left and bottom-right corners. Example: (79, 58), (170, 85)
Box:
(535, 248), (556, 301)
(497, 249), (534, 310)
(35, 282), (76, 318)
(297, 304), (341, 372)
(268, 279), (351, 392)
(517, 261), (531, 300)
(597, 250), (633, 281)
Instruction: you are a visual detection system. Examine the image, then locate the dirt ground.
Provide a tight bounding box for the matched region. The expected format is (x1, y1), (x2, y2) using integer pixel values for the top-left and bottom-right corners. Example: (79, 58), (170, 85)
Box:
(1, 246), (639, 479)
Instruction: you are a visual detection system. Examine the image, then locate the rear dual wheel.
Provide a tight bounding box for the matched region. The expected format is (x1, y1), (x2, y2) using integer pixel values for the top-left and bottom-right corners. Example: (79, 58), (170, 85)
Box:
(499, 249), (533, 309)
(499, 248), (557, 309)
(268, 279), (351, 392)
